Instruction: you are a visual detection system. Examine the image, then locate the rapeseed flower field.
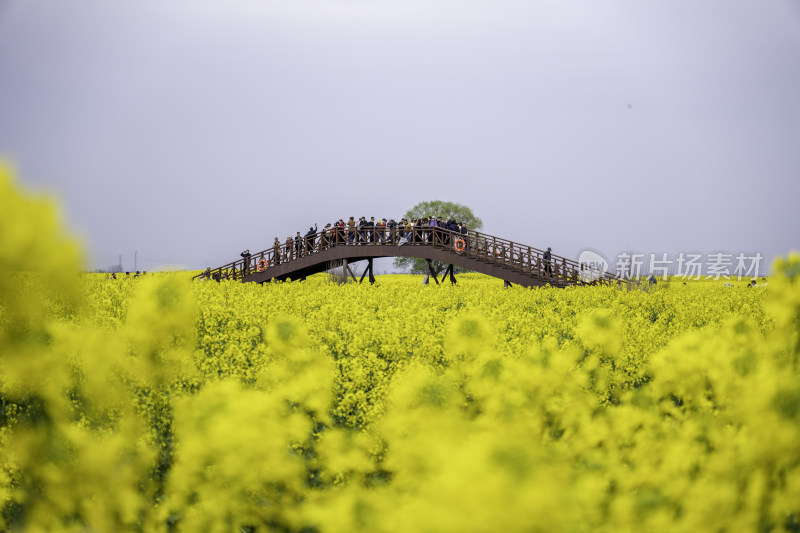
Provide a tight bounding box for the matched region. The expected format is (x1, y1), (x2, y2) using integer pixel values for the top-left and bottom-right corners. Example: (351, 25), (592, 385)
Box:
(2, 164), (799, 532)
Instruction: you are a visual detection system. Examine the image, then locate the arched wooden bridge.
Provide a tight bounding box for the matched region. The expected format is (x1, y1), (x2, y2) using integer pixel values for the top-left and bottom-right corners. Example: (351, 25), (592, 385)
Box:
(195, 226), (623, 288)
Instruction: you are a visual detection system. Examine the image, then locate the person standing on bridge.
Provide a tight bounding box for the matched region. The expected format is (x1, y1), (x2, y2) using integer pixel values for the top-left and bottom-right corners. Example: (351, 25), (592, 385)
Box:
(320, 223), (332, 249)
(428, 216), (438, 243)
(347, 216), (356, 243)
(377, 218), (386, 243)
(365, 217), (374, 243)
(273, 238), (281, 265)
(543, 247), (552, 276)
(442, 217), (453, 246)
(411, 218), (420, 243)
(305, 225), (317, 253)
(285, 235), (294, 260)
(335, 220), (345, 246)
(357, 217), (366, 243)
(241, 249), (251, 274)
(295, 232), (303, 257)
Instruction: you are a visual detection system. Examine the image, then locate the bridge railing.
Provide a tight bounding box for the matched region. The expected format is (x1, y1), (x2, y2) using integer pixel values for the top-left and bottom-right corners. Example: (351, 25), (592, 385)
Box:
(194, 226), (623, 287)
(426, 228), (620, 287)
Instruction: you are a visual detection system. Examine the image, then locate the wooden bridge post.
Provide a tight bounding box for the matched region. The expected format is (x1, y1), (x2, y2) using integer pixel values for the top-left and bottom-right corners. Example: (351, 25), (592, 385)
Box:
(343, 259), (358, 283)
(358, 258), (376, 284)
(422, 259), (439, 285)
(444, 263), (457, 284)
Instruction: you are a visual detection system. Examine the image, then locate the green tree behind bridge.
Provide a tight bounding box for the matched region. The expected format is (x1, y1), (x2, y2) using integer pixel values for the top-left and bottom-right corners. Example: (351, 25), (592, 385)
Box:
(393, 200), (483, 275)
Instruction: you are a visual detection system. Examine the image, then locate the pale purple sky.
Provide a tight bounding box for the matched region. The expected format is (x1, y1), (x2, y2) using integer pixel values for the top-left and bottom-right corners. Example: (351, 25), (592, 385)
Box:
(1, 0), (799, 275)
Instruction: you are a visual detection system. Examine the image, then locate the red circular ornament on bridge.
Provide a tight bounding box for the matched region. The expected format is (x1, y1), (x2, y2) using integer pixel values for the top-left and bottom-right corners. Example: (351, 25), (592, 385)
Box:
(257, 258), (268, 272)
(454, 238), (466, 253)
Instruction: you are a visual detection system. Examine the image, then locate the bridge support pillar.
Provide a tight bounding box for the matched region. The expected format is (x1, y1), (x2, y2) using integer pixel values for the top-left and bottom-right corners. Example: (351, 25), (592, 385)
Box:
(343, 259), (358, 283)
(359, 258), (375, 284)
(504, 280), (512, 288)
(443, 263), (457, 285)
(422, 259), (439, 285)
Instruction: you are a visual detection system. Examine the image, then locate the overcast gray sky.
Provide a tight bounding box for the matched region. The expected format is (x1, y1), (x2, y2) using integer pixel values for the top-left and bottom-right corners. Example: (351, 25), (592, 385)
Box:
(2, 0), (799, 275)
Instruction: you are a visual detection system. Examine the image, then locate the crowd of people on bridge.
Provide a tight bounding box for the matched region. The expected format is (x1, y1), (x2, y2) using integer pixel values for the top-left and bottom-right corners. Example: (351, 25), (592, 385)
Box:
(265, 215), (470, 265)
(198, 215), (557, 281)
(221, 215), (470, 275)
